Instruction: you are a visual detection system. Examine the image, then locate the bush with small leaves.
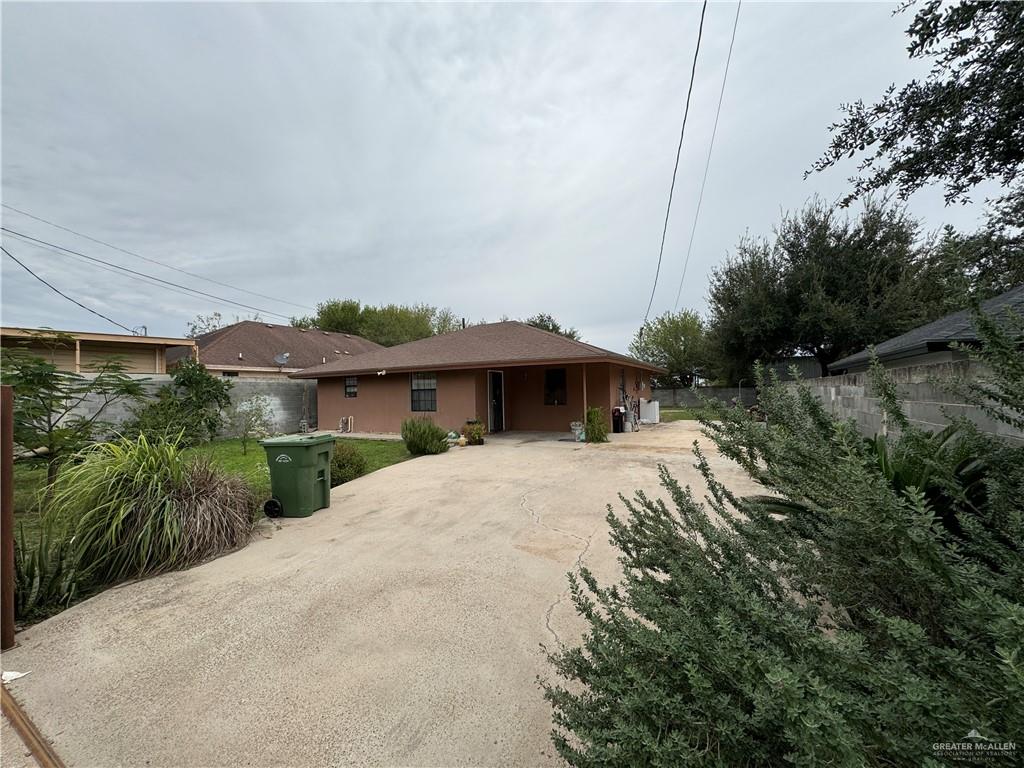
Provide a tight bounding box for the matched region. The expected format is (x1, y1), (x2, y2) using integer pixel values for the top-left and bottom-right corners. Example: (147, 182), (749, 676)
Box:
(544, 309), (1024, 766)
(330, 442), (368, 486)
(584, 407), (608, 443)
(400, 417), (450, 455)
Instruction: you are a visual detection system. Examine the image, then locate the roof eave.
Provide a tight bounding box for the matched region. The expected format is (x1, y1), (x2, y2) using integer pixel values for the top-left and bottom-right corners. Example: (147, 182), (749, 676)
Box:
(292, 356), (666, 379)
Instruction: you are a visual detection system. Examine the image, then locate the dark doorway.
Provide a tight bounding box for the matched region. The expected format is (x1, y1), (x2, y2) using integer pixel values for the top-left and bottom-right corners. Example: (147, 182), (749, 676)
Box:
(489, 370), (505, 432)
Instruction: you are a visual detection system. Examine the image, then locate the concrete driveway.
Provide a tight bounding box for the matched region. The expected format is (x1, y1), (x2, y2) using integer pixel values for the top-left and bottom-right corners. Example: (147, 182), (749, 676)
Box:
(1, 422), (759, 767)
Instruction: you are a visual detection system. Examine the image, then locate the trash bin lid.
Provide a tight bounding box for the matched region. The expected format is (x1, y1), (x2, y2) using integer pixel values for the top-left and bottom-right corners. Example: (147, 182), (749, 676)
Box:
(259, 433), (336, 447)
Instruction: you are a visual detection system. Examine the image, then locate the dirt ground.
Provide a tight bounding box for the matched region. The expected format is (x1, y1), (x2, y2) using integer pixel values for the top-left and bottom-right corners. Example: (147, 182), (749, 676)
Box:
(0, 421), (760, 767)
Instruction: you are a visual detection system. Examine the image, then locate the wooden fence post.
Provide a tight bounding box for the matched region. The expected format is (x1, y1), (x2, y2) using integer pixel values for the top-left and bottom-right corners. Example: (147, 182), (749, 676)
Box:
(2, 385), (14, 649)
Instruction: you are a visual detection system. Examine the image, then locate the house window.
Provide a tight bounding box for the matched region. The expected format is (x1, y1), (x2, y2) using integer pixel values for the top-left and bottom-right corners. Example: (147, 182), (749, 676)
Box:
(411, 372), (437, 412)
(222, 371), (239, 378)
(345, 376), (358, 398)
(544, 368), (567, 406)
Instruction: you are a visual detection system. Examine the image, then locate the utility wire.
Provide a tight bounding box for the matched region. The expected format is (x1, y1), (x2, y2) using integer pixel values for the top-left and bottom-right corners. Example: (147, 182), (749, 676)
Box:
(2, 245), (136, 333)
(674, 0), (742, 310)
(642, 0), (709, 329)
(1, 227), (293, 321)
(1, 203), (315, 312)
(3, 229), (251, 309)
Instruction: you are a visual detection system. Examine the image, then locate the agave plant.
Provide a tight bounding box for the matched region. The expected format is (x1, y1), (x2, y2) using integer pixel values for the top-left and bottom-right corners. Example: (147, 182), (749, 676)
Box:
(14, 518), (81, 620)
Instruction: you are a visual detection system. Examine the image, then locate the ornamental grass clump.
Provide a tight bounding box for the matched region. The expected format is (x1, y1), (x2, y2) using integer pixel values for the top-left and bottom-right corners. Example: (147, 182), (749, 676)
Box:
(48, 433), (257, 585)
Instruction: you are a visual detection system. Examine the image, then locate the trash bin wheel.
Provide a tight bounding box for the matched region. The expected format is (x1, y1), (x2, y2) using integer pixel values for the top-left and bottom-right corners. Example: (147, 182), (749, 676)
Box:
(264, 498), (284, 518)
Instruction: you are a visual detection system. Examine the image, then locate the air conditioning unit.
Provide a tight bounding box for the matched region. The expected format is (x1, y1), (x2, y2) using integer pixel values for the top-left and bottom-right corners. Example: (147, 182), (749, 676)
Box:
(338, 416), (354, 433)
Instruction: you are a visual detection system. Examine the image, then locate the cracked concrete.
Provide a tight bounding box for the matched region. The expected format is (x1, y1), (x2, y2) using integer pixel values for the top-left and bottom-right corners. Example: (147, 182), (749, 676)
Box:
(1, 422), (761, 767)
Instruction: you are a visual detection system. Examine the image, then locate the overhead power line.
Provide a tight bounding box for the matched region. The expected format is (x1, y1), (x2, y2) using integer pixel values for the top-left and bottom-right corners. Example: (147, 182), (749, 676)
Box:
(642, 0), (709, 329)
(1, 227), (294, 321)
(2, 245), (136, 333)
(1, 203), (316, 312)
(3, 230), (253, 309)
(674, 0), (742, 310)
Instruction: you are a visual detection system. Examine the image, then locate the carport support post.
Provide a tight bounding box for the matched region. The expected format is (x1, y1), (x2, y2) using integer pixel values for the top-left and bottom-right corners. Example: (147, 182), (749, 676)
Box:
(2, 385), (14, 650)
(582, 364), (588, 424)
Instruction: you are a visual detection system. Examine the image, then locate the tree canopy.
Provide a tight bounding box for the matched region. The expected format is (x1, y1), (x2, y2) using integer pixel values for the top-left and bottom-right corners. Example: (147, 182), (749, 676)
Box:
(629, 310), (708, 387)
(523, 313), (581, 341)
(706, 198), (945, 380)
(811, 1), (1024, 221)
(292, 300), (460, 346)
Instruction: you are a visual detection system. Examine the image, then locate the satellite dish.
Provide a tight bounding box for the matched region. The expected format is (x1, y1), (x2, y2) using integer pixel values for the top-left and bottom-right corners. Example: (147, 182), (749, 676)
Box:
(273, 352), (290, 366)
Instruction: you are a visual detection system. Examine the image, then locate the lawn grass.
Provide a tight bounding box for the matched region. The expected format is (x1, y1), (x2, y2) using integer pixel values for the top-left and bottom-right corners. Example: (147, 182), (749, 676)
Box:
(660, 407), (713, 422)
(12, 437), (411, 548)
(12, 462), (47, 546)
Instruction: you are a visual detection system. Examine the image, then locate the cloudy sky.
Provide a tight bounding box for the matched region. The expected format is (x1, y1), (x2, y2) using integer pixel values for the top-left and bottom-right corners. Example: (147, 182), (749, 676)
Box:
(1, 2), (987, 351)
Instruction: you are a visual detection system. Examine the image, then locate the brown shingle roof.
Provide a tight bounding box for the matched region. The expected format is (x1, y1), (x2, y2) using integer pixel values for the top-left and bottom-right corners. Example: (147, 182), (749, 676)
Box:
(167, 321), (383, 370)
(291, 321), (665, 378)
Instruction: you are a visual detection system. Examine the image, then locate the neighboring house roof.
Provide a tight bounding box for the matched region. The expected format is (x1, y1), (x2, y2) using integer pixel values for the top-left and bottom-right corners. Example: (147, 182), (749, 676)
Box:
(829, 284), (1024, 372)
(1, 326), (193, 348)
(291, 321), (666, 378)
(167, 321), (383, 370)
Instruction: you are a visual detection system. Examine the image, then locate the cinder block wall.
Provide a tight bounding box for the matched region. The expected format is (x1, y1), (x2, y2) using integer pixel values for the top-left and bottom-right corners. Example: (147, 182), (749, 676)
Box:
(798, 360), (1023, 446)
(651, 386), (758, 408)
(226, 377), (318, 434)
(73, 375), (318, 436)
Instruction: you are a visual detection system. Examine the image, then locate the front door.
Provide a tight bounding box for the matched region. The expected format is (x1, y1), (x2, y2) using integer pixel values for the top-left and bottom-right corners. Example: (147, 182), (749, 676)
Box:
(489, 370), (504, 432)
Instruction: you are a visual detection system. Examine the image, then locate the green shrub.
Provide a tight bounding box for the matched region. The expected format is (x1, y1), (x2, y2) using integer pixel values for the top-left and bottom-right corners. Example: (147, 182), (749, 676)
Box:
(400, 417), (450, 455)
(48, 434), (257, 585)
(584, 406), (608, 443)
(127, 360), (232, 446)
(543, 313), (1024, 766)
(331, 442), (368, 486)
(464, 420), (485, 446)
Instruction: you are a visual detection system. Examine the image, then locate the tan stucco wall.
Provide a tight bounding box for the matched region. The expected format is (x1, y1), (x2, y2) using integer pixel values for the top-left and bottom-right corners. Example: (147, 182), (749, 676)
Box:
(1, 339), (166, 374)
(315, 362), (655, 434)
(318, 370), (481, 434)
(608, 363), (653, 408)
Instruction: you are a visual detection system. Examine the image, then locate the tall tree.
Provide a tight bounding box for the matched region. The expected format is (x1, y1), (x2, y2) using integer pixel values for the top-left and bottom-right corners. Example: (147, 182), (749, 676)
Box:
(186, 312), (263, 338)
(811, 1), (1024, 222)
(629, 310), (708, 387)
(359, 304), (435, 347)
(706, 199), (936, 380)
(706, 238), (793, 384)
(523, 313), (581, 341)
(292, 299), (459, 346)
(292, 299), (362, 335)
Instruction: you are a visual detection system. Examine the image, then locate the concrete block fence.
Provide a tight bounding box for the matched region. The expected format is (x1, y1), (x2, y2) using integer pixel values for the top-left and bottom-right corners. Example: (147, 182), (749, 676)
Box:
(656, 361), (1023, 445)
(797, 360), (1023, 445)
(73, 374), (318, 436)
(651, 386), (758, 409)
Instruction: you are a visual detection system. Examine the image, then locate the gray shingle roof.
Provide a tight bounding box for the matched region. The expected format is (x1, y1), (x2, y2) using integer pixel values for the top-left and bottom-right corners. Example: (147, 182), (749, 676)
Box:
(291, 321), (664, 378)
(828, 284), (1024, 372)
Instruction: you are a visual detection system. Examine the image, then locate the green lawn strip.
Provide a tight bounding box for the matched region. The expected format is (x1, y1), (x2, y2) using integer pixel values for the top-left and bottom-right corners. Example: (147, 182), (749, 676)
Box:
(660, 407), (712, 422)
(12, 462), (46, 546)
(12, 437), (412, 549)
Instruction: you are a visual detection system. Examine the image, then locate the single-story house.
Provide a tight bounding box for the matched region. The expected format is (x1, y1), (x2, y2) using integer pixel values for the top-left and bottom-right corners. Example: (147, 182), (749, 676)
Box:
(167, 321), (383, 378)
(291, 321), (665, 434)
(1, 326), (194, 374)
(829, 283), (1024, 374)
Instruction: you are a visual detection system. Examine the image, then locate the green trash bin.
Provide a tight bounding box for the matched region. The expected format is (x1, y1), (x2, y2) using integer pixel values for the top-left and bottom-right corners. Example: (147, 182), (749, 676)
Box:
(260, 434), (335, 518)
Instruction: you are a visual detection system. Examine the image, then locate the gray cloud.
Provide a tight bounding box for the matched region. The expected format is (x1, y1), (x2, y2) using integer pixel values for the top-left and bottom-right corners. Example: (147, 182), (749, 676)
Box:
(2, 2), (988, 350)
